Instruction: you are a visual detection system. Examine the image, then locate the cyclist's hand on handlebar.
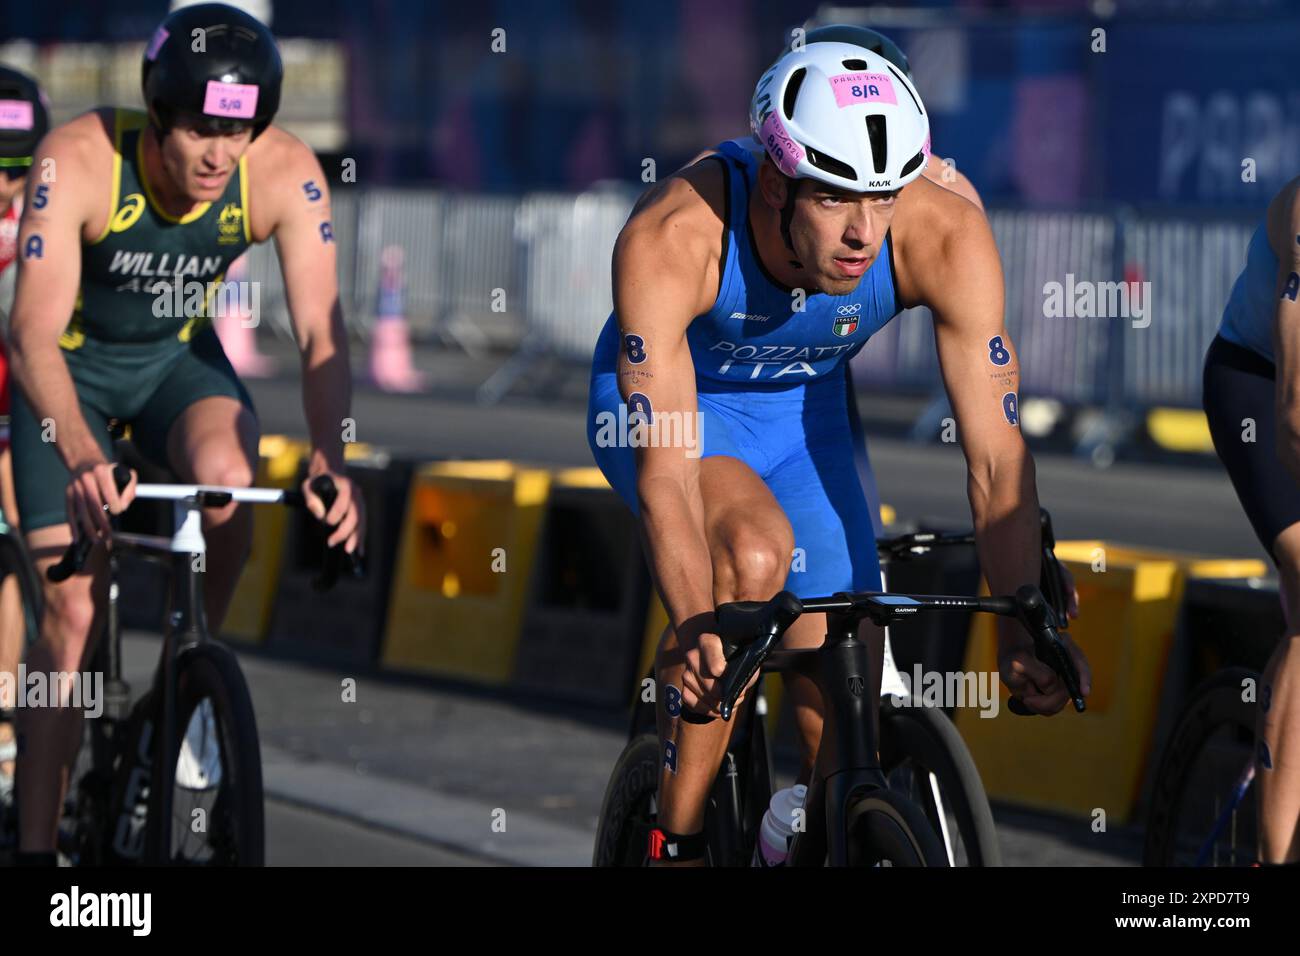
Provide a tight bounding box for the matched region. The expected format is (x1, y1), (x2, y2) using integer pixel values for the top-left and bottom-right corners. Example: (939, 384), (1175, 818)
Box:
(66, 461), (136, 541)
(1059, 563), (1080, 620)
(302, 469), (365, 555)
(680, 628), (759, 717)
(999, 633), (1091, 716)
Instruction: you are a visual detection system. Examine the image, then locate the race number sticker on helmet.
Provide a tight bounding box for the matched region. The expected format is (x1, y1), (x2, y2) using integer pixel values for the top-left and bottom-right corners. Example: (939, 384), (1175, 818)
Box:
(203, 82), (260, 119)
(760, 112), (805, 178)
(829, 73), (898, 108)
(145, 26), (169, 61)
(0, 100), (33, 130)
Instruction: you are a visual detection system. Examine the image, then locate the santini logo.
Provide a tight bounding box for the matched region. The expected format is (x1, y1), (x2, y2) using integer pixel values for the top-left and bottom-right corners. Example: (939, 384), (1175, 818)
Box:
(50, 886), (151, 936)
(729, 311), (770, 322)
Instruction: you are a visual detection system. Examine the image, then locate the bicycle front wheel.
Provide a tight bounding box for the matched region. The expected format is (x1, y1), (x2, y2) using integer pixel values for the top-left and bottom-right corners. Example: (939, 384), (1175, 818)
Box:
(880, 697), (1001, 866)
(846, 788), (950, 867)
(592, 733), (660, 866)
(146, 642), (264, 866)
(1144, 668), (1258, 866)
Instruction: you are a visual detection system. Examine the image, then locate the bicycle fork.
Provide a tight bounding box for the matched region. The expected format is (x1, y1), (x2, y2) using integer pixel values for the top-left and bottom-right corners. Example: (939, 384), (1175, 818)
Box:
(787, 610), (890, 866)
(145, 503), (210, 863)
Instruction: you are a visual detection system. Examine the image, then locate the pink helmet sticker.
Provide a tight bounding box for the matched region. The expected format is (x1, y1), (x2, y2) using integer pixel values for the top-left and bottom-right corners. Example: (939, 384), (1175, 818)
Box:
(0, 100), (34, 131)
(830, 73), (899, 108)
(145, 25), (169, 62)
(203, 81), (259, 120)
(923, 133), (932, 157)
(760, 111), (804, 177)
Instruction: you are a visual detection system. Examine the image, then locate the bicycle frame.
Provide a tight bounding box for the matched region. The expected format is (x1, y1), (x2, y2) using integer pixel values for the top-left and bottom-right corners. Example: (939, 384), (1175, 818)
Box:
(109, 484), (304, 860)
(1193, 759), (1256, 867)
(776, 609), (887, 866)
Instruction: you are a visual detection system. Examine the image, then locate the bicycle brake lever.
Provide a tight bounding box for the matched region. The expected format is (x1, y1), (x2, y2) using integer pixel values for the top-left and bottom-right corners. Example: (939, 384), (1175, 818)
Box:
(716, 592), (802, 721)
(1011, 585), (1086, 715)
(719, 629), (781, 722)
(310, 474), (343, 591)
(47, 536), (93, 583)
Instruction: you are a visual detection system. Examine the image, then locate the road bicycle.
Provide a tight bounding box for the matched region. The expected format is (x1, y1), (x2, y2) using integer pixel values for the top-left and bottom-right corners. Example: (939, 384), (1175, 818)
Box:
(593, 526), (1082, 866)
(41, 447), (356, 865)
(1143, 667), (1260, 866)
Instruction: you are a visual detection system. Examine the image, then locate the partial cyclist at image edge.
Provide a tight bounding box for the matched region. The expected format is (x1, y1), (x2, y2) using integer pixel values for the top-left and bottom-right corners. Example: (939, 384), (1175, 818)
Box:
(1202, 176), (1300, 863)
(0, 63), (50, 833)
(7, 2), (363, 865)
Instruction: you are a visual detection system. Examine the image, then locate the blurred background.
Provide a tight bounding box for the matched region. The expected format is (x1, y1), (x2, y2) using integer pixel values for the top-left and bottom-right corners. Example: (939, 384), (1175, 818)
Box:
(5, 0), (1288, 459)
(0, 0), (1292, 866)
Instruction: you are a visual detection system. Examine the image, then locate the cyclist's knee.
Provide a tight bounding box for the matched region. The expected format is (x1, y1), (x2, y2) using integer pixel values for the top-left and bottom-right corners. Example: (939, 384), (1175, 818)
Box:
(1273, 525), (1300, 628)
(192, 456), (253, 491)
(38, 585), (97, 667)
(712, 525), (790, 601)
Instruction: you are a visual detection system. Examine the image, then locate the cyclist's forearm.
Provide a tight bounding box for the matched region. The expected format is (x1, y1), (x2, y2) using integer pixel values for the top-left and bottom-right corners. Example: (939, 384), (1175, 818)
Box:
(297, 310), (352, 474)
(638, 474), (715, 632)
(9, 344), (105, 470)
(966, 451), (1040, 647)
(0, 446), (19, 527)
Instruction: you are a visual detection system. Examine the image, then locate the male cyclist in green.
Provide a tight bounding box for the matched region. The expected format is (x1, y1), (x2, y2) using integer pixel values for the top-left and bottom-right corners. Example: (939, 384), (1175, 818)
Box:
(8, 3), (363, 864)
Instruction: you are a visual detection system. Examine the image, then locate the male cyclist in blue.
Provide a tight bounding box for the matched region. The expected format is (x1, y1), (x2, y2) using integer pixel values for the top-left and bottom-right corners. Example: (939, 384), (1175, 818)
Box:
(1204, 177), (1300, 863)
(587, 36), (1091, 865)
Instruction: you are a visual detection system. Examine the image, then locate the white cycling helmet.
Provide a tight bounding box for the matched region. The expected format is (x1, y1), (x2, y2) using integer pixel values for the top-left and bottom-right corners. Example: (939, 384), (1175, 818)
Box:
(749, 41), (929, 193)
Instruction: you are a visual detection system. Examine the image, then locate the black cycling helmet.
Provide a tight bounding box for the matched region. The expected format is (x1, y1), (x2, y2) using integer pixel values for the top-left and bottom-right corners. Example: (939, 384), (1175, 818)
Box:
(0, 65), (51, 168)
(141, 2), (282, 140)
(802, 24), (911, 80)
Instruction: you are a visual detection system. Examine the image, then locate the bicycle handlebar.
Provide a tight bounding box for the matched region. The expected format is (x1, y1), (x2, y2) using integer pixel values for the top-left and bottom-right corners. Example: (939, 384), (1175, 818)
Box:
(712, 581), (1085, 722)
(876, 507), (1070, 633)
(46, 466), (362, 589)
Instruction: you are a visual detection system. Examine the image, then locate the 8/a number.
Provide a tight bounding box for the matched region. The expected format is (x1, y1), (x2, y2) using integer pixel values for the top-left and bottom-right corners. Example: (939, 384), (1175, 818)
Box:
(623, 333), (647, 364)
(988, 335), (1010, 367)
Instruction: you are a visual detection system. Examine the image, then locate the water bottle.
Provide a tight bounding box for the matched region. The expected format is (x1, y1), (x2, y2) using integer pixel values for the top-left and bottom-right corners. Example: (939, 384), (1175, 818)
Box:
(752, 784), (807, 866)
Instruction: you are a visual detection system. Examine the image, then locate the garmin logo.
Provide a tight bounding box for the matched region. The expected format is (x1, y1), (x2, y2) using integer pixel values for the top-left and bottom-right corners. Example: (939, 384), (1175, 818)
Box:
(729, 311), (771, 322)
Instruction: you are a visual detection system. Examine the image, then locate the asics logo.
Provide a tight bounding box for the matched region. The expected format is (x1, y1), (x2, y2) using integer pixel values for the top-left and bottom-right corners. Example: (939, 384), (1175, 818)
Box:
(836, 304), (862, 317)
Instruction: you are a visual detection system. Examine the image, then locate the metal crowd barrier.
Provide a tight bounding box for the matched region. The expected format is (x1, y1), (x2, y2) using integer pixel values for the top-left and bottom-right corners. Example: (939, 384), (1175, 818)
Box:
(1120, 215), (1256, 408)
(234, 187), (1254, 413)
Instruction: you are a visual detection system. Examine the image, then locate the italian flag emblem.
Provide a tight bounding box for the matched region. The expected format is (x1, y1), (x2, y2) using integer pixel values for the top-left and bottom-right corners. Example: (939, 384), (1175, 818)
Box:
(833, 315), (859, 337)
